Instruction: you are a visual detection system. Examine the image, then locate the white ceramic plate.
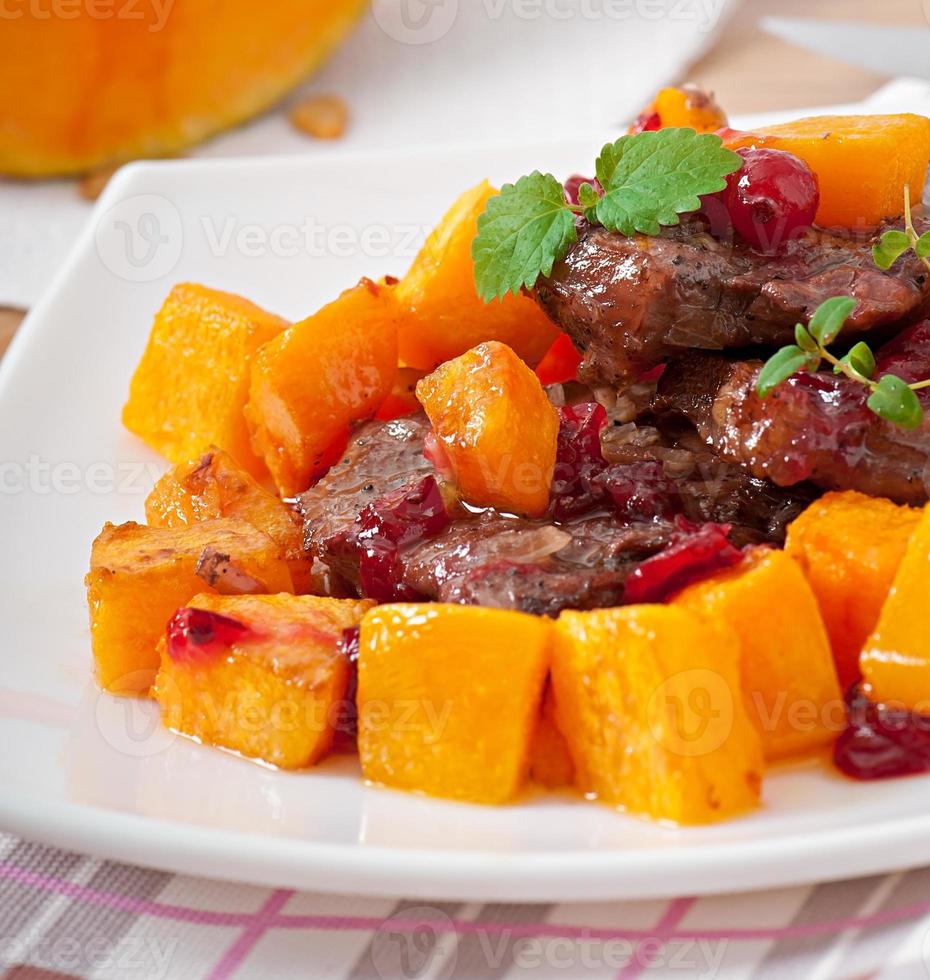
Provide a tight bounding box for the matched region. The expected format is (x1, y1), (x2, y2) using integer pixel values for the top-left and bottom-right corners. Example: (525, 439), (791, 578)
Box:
(4, 136), (930, 903)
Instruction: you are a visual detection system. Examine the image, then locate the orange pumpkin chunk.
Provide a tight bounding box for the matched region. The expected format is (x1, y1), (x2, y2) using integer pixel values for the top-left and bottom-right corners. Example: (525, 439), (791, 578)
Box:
(785, 491), (920, 689)
(529, 684), (575, 789)
(416, 341), (559, 517)
(726, 115), (930, 228)
(862, 505), (930, 712)
(246, 278), (399, 496)
(677, 549), (841, 760)
(155, 594), (372, 769)
(374, 366), (428, 421)
(395, 182), (559, 371)
(633, 85), (728, 133)
(553, 605), (763, 824)
(145, 447), (316, 594)
(86, 519), (294, 696)
(358, 604), (551, 804)
(123, 283), (288, 480)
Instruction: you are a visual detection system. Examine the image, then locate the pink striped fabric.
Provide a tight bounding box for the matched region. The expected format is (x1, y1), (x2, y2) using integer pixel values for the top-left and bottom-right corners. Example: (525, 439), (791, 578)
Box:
(0, 833), (929, 978)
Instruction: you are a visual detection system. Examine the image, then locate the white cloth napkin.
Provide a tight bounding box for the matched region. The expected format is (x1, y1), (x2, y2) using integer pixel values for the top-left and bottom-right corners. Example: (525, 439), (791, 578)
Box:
(0, 0), (738, 309)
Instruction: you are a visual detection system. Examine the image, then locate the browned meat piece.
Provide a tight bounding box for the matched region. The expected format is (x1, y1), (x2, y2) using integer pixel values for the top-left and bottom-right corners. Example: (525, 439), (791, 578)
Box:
(657, 322), (930, 504)
(534, 217), (930, 386)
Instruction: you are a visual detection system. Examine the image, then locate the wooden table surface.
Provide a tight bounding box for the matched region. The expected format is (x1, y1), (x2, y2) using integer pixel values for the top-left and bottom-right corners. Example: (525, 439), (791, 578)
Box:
(0, 0), (916, 356)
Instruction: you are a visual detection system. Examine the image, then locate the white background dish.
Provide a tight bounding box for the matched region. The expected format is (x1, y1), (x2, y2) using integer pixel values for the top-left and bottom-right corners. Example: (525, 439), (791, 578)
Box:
(3, 134), (930, 903)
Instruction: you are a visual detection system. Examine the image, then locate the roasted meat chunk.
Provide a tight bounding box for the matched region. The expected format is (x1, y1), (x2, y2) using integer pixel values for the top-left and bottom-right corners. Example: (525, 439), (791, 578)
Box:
(534, 217), (930, 386)
(657, 322), (930, 504)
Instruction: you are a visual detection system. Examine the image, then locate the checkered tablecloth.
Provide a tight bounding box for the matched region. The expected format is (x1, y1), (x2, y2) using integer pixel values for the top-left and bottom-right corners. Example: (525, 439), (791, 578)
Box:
(1, 834), (929, 979)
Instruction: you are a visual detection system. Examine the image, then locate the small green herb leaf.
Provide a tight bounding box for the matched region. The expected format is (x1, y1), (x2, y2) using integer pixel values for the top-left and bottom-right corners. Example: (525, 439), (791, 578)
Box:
(916, 231), (930, 259)
(872, 229), (912, 270)
(472, 171), (577, 301)
(757, 345), (818, 398)
(592, 129), (742, 237)
(808, 296), (856, 346)
(577, 182), (600, 209)
(867, 375), (924, 430)
(795, 324), (818, 354)
(834, 341), (876, 380)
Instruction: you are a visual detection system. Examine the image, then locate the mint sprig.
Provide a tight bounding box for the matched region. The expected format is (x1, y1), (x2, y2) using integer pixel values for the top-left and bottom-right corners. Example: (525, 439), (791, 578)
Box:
(591, 129), (741, 236)
(757, 296), (929, 430)
(872, 185), (930, 272)
(472, 129), (742, 302)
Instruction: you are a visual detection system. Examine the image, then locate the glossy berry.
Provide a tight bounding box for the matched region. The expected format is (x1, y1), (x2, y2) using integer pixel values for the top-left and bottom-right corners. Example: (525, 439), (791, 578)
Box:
(622, 519), (742, 604)
(834, 685), (930, 780)
(166, 607), (251, 665)
(598, 461), (680, 521)
(724, 147), (819, 252)
(356, 475), (450, 602)
(628, 111), (661, 135)
(549, 402), (609, 520)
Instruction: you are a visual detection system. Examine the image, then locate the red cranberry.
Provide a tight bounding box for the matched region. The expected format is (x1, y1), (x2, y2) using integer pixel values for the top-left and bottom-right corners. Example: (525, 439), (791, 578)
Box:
(622, 519), (742, 604)
(332, 626), (361, 751)
(563, 175), (603, 207)
(628, 111), (661, 135)
(597, 461), (680, 521)
(356, 475), (450, 602)
(166, 607), (251, 665)
(724, 147), (819, 252)
(835, 685), (930, 780)
(550, 402), (609, 520)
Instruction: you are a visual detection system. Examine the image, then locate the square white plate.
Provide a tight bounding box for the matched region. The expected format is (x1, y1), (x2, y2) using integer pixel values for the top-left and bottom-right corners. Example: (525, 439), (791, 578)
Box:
(3, 136), (930, 903)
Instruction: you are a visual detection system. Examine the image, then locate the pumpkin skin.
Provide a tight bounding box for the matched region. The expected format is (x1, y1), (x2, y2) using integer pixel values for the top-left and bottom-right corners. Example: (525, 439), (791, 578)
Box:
(0, 0), (365, 176)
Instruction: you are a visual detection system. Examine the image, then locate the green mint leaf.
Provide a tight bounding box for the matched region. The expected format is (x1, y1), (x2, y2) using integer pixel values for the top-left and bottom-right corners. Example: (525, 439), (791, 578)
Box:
(872, 229), (912, 270)
(867, 374), (924, 430)
(757, 345), (818, 399)
(795, 324), (818, 354)
(472, 172), (577, 302)
(835, 341), (876, 380)
(916, 231), (930, 259)
(808, 296), (856, 346)
(592, 129), (742, 237)
(578, 182), (600, 209)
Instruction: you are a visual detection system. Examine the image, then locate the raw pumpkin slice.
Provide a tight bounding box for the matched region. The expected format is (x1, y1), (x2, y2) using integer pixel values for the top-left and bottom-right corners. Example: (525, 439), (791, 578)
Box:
(155, 593), (372, 769)
(357, 604), (551, 804)
(552, 605), (763, 824)
(0, 0), (365, 176)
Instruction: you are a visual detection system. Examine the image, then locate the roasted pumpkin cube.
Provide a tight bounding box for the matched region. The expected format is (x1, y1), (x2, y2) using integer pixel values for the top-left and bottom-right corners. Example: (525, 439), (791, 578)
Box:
(145, 447), (316, 594)
(86, 519), (293, 695)
(123, 283), (288, 480)
(726, 114), (930, 227)
(245, 278), (399, 496)
(154, 594), (372, 769)
(416, 341), (559, 517)
(785, 491), (919, 688)
(529, 683), (575, 789)
(676, 548), (841, 760)
(553, 605), (763, 824)
(358, 604), (551, 804)
(862, 505), (930, 712)
(631, 85), (728, 133)
(374, 366), (428, 421)
(395, 182), (559, 371)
